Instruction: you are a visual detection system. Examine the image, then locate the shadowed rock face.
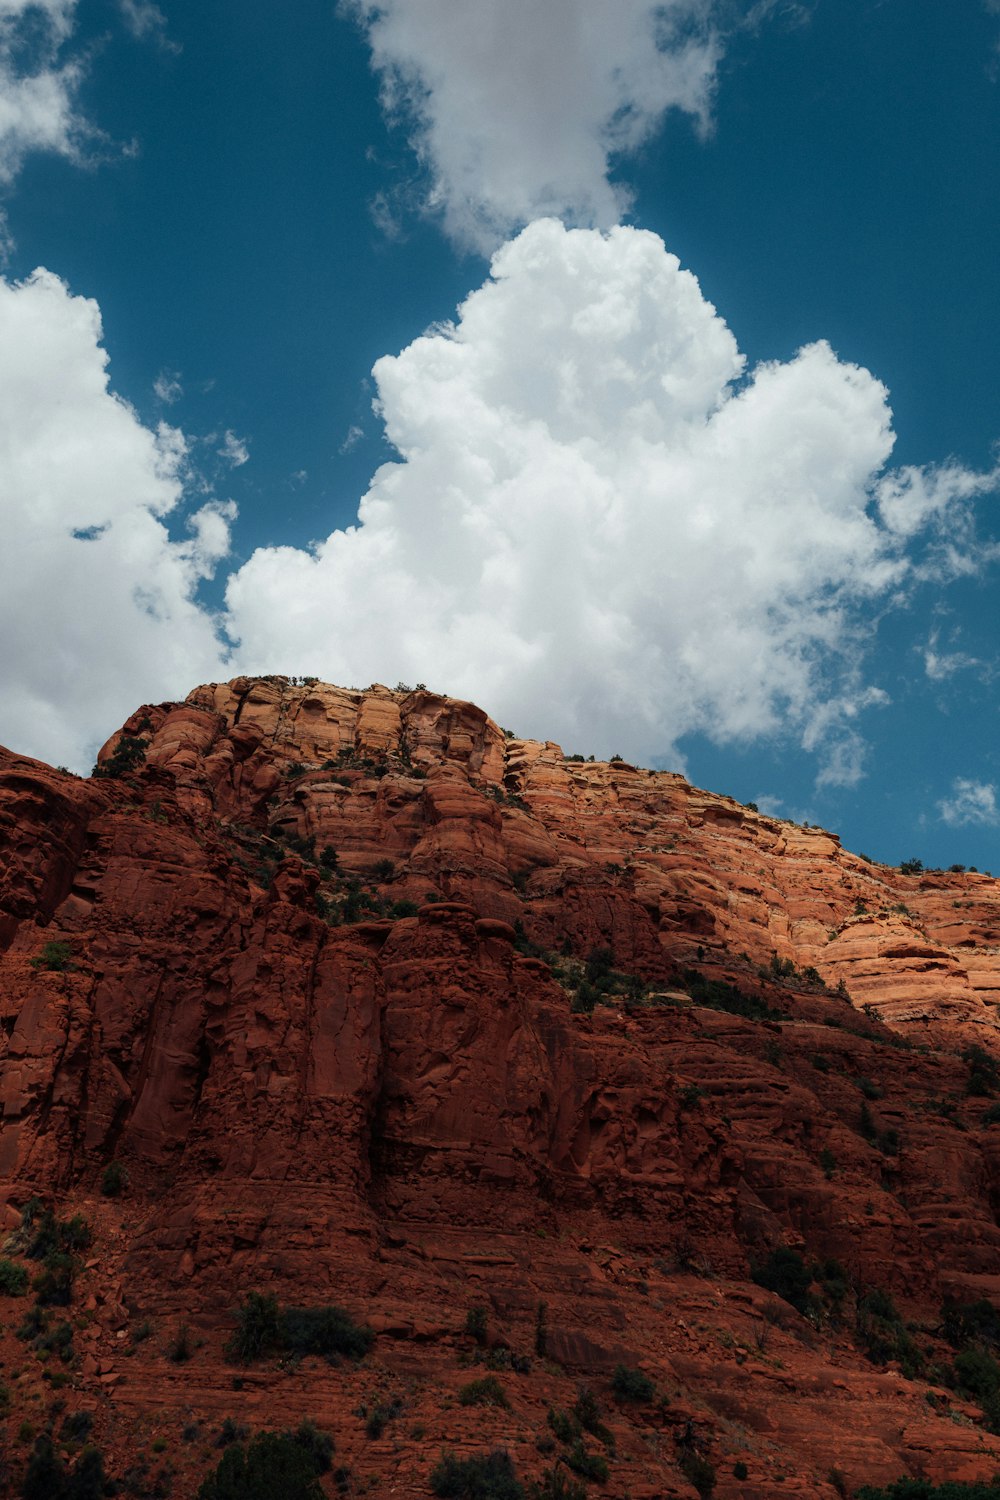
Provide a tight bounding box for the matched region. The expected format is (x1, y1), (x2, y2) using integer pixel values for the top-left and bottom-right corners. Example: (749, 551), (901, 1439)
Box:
(3, 676), (1000, 1496)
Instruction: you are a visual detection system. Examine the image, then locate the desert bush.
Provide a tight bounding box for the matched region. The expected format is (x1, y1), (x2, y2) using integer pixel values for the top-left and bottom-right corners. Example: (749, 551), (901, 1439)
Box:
(942, 1298), (1000, 1349)
(857, 1480), (1000, 1499)
(751, 1248), (813, 1315)
(572, 1386), (613, 1450)
(459, 1376), (509, 1408)
(856, 1289), (924, 1378)
(528, 1469), (586, 1500)
(611, 1364), (654, 1403)
(32, 1253), (75, 1308)
(465, 1305), (489, 1345)
(197, 1431), (325, 1500)
(226, 1293), (280, 1363)
(563, 1441), (608, 1483)
(29, 940), (75, 973)
(547, 1409), (580, 1445)
(0, 1257), (28, 1295)
(678, 1447), (716, 1497)
(965, 1046), (1000, 1098)
(281, 1303), (373, 1360)
(429, 1449), (524, 1499)
(101, 1161), (127, 1198)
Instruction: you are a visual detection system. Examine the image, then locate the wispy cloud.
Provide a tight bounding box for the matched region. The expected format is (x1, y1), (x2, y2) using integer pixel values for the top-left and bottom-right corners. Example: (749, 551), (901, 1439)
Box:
(154, 369), (182, 404)
(217, 429), (249, 467)
(939, 778), (1000, 827)
(922, 626), (984, 683)
(117, 0), (178, 48)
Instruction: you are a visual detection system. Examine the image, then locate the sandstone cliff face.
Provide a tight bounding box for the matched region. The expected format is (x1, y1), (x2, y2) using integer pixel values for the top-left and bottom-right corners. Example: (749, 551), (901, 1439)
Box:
(2, 677), (1000, 1497)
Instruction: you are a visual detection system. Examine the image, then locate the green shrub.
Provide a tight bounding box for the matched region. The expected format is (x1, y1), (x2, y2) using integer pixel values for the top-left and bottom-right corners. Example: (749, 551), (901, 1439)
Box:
(216, 1418), (249, 1449)
(965, 1045), (1000, 1098)
(856, 1480), (1000, 1499)
(226, 1292), (280, 1363)
(547, 1409), (581, 1446)
(0, 1256), (28, 1295)
(429, 1449), (524, 1499)
(21, 1433), (67, 1500)
(100, 1161), (127, 1198)
(60, 1411), (93, 1443)
(751, 1248), (813, 1314)
(465, 1305), (489, 1345)
(528, 1470), (586, 1500)
(32, 1253), (75, 1307)
(29, 940), (75, 973)
(954, 1346), (1000, 1407)
(459, 1375), (509, 1408)
(679, 969), (783, 1021)
(734, 1462), (749, 1481)
(572, 1386), (613, 1450)
(93, 733), (149, 779)
(71, 1446), (109, 1499)
(611, 1364), (654, 1403)
(942, 1299), (1000, 1349)
(856, 1289), (924, 1378)
(197, 1431), (325, 1500)
(678, 1448), (716, 1497)
(280, 1303), (373, 1360)
(284, 1421), (333, 1474)
(563, 1441), (608, 1482)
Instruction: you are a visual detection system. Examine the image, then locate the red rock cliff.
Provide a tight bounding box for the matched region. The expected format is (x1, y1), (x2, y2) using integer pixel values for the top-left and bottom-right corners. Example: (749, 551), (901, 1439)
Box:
(2, 676), (1000, 1498)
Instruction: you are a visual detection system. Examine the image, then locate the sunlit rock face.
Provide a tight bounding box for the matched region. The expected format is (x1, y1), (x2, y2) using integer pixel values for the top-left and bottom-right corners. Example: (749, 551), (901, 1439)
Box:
(3, 676), (1000, 1496)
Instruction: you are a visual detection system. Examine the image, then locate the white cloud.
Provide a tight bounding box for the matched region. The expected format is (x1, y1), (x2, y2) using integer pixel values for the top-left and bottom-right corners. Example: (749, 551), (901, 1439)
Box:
(224, 220), (999, 777)
(0, 1), (89, 189)
(154, 369), (182, 404)
(217, 429), (249, 467)
(339, 423), (364, 454)
(939, 778), (1000, 828)
(923, 627), (983, 683)
(344, 0), (721, 250)
(0, 267), (230, 769)
(3, 226), (996, 783)
(118, 0), (176, 47)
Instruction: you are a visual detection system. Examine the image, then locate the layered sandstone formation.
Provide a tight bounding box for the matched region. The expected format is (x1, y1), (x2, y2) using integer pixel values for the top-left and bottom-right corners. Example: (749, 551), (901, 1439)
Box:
(2, 677), (1000, 1497)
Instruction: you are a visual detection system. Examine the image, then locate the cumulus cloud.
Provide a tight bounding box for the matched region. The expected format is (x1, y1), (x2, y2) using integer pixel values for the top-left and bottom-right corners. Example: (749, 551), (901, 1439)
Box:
(0, 267), (230, 769)
(224, 220), (998, 778)
(939, 779), (1000, 827)
(344, 0), (721, 250)
(0, 1), (89, 189)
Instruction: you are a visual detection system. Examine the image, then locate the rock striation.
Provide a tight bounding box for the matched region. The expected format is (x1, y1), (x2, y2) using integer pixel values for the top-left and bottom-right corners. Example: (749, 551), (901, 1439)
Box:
(2, 677), (1000, 1496)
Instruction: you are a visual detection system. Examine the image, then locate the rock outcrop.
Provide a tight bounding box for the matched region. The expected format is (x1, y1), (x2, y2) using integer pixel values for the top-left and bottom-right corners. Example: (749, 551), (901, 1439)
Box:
(2, 676), (1000, 1497)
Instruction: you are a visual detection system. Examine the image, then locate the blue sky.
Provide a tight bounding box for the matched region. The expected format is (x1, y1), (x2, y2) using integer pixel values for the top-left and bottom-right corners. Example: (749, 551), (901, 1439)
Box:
(2, 0), (1000, 871)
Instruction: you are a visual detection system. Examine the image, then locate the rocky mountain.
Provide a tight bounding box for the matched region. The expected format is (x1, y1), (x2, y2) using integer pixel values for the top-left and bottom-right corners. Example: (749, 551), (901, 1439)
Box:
(3, 677), (1000, 1498)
